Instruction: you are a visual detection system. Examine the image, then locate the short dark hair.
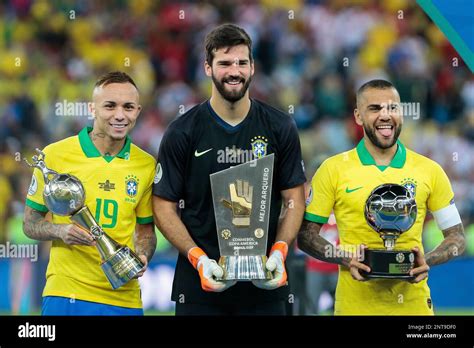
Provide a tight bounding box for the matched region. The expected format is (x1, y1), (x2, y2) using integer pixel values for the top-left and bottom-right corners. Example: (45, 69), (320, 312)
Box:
(94, 71), (138, 90)
(356, 79), (396, 106)
(205, 23), (253, 65)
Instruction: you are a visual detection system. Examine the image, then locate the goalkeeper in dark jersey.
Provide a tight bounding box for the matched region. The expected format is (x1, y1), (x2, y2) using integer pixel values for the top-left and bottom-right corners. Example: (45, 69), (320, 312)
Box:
(152, 24), (306, 315)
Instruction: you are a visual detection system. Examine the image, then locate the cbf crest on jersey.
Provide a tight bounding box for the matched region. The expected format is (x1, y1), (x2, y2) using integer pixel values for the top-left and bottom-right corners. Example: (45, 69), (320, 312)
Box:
(125, 175), (139, 199)
(401, 178), (417, 197)
(251, 136), (268, 159)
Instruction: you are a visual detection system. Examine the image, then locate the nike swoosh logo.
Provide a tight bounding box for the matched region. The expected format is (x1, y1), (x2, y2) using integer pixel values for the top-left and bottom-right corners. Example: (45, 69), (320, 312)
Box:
(346, 186), (363, 193)
(194, 148), (213, 157)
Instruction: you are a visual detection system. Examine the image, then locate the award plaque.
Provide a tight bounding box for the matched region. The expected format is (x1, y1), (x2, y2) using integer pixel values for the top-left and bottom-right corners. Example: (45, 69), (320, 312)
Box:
(210, 154), (274, 280)
(24, 149), (145, 289)
(362, 183), (417, 280)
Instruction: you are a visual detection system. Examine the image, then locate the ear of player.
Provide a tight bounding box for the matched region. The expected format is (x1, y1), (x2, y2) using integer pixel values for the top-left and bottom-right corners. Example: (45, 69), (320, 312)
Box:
(187, 247), (237, 292)
(252, 241), (289, 290)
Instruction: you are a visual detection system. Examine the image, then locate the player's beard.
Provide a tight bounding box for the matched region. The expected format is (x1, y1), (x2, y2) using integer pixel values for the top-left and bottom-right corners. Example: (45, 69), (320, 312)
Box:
(212, 73), (251, 103)
(363, 122), (402, 149)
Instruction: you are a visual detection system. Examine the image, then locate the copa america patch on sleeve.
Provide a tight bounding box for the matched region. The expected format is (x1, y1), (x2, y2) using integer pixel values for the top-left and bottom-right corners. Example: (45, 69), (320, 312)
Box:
(154, 163), (163, 184)
(28, 174), (37, 195)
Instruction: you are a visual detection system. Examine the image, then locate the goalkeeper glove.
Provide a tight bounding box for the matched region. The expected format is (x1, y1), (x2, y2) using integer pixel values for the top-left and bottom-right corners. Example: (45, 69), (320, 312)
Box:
(252, 241), (288, 290)
(187, 247), (237, 292)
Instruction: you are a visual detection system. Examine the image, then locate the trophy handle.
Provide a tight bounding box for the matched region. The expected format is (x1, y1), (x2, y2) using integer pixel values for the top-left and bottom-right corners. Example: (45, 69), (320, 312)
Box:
(23, 148), (60, 184)
(70, 206), (102, 237)
(71, 206), (145, 289)
(70, 206), (122, 261)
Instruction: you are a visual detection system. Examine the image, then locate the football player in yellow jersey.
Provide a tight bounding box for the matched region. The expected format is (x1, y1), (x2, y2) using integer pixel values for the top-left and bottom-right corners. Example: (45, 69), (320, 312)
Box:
(298, 79), (465, 315)
(23, 71), (157, 315)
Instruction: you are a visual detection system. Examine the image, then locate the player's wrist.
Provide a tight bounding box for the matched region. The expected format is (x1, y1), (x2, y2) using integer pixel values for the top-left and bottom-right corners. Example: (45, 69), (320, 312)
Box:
(270, 241), (288, 261)
(341, 257), (351, 268)
(55, 224), (71, 241)
(187, 246), (207, 269)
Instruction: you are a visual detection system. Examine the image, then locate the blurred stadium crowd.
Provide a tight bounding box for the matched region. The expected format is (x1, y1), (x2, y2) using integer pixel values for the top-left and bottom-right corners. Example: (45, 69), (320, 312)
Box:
(0, 0), (473, 314)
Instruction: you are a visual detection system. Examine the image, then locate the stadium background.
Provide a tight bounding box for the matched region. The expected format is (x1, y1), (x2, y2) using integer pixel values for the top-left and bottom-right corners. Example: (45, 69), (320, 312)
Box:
(0, 0), (472, 315)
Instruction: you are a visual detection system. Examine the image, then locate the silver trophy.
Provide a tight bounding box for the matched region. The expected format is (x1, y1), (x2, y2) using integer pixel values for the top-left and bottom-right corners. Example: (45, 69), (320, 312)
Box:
(210, 154), (274, 280)
(24, 149), (144, 289)
(362, 183), (417, 279)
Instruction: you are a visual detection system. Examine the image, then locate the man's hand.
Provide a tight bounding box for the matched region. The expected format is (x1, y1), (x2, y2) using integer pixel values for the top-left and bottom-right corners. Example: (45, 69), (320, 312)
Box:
(409, 246), (430, 283)
(349, 244), (371, 281)
(252, 241), (288, 290)
(187, 247), (237, 292)
(221, 180), (253, 227)
(134, 255), (148, 279)
(59, 224), (96, 246)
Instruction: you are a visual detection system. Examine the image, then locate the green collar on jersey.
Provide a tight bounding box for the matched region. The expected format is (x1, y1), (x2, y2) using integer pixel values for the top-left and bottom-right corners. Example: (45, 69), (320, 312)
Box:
(356, 138), (406, 171)
(78, 127), (131, 162)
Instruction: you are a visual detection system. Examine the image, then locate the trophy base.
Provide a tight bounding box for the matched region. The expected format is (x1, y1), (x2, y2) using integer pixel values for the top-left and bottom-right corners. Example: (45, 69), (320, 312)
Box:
(361, 249), (415, 280)
(218, 255), (273, 281)
(101, 246), (145, 289)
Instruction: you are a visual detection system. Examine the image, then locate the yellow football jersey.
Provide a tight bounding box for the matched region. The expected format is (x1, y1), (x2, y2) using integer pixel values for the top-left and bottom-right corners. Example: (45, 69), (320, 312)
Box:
(26, 127), (156, 308)
(305, 140), (454, 315)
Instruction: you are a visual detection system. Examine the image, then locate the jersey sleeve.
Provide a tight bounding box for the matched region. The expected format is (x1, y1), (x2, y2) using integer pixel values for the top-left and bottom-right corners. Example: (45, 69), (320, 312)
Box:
(136, 159), (156, 225)
(304, 159), (336, 224)
(427, 161), (455, 212)
(152, 124), (189, 202)
(25, 148), (51, 213)
(275, 117), (306, 190)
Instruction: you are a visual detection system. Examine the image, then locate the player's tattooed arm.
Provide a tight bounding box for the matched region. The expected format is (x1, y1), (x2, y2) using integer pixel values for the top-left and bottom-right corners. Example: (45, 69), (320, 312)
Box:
(134, 223), (156, 261)
(425, 223), (465, 266)
(23, 206), (95, 245)
(23, 205), (63, 241)
(298, 220), (350, 267)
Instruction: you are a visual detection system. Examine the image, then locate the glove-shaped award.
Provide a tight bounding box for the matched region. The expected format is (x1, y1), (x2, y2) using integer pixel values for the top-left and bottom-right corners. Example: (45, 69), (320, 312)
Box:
(362, 183), (417, 279)
(210, 154), (274, 280)
(24, 149), (144, 289)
